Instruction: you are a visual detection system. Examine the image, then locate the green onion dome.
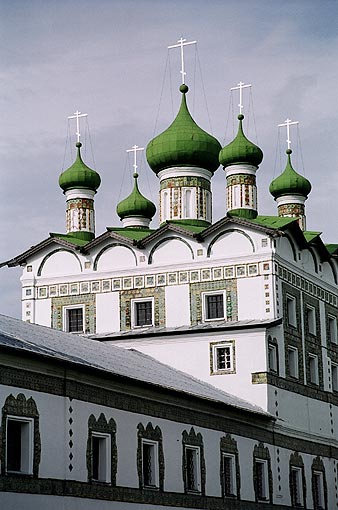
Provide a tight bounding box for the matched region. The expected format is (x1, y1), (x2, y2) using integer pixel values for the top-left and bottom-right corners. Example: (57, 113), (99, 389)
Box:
(219, 114), (263, 168)
(146, 84), (222, 174)
(116, 173), (156, 220)
(59, 142), (101, 192)
(269, 149), (311, 199)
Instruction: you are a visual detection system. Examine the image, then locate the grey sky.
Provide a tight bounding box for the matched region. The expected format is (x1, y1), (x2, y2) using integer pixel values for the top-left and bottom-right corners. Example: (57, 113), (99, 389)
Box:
(1, 0), (338, 318)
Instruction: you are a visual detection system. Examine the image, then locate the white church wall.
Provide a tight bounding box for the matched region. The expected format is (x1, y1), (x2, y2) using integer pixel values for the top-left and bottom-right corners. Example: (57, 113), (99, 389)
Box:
(149, 238), (194, 265)
(237, 277), (265, 320)
(96, 292), (120, 333)
(39, 250), (82, 277)
(165, 285), (190, 327)
(34, 298), (51, 327)
(208, 230), (255, 258)
(94, 245), (137, 271)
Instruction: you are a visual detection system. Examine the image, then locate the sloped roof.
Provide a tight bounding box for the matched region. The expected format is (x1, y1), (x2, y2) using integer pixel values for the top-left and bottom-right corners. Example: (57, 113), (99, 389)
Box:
(0, 314), (270, 418)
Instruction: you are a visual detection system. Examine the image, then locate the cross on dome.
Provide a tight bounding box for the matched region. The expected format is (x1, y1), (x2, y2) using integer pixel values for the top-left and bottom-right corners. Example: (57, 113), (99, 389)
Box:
(230, 81), (252, 115)
(168, 37), (197, 84)
(68, 110), (88, 143)
(126, 144), (144, 174)
(278, 118), (299, 150)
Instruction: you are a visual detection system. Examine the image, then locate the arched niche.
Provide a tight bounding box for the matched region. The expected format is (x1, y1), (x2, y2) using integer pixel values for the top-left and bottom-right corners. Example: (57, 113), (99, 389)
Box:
(322, 260), (337, 284)
(149, 237), (194, 265)
(207, 229), (255, 258)
(302, 247), (318, 274)
(94, 244), (137, 271)
(38, 249), (82, 276)
(278, 235), (297, 262)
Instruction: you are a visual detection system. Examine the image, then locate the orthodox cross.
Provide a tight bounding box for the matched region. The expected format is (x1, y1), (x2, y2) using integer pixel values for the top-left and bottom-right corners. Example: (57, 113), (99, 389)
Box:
(278, 118), (299, 150)
(168, 37), (197, 84)
(126, 145), (144, 173)
(68, 110), (88, 143)
(230, 81), (252, 115)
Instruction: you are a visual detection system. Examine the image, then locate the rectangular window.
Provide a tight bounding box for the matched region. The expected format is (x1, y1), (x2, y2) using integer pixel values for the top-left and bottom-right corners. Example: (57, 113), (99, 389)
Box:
(286, 296), (297, 327)
(185, 447), (200, 492)
(222, 454), (236, 497)
(291, 467), (303, 507)
(309, 354), (319, 385)
(142, 440), (158, 488)
(332, 363), (338, 392)
(255, 459), (269, 501)
(6, 417), (33, 474)
(92, 433), (111, 483)
(211, 342), (234, 373)
(306, 306), (316, 335)
(64, 306), (84, 333)
(268, 344), (278, 373)
(288, 347), (299, 379)
(313, 471), (325, 509)
(328, 315), (337, 344)
(203, 292), (225, 321)
(133, 299), (153, 327)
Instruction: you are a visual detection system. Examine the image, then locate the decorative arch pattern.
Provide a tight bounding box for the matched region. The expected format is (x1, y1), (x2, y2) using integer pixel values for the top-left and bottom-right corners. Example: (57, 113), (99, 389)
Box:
(86, 413), (117, 485)
(311, 456), (327, 510)
(220, 433), (241, 500)
(207, 229), (255, 258)
(137, 422), (165, 490)
(38, 248), (82, 276)
(253, 442), (273, 504)
(182, 427), (206, 495)
(148, 236), (194, 265)
(93, 243), (137, 271)
(289, 451), (306, 508)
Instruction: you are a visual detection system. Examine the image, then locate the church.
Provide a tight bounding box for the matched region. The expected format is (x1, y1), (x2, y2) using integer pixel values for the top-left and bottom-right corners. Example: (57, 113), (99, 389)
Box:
(1, 42), (337, 509)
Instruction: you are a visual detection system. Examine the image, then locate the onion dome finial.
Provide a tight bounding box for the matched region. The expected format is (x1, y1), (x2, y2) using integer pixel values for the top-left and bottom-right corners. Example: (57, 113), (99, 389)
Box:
(59, 142), (101, 192)
(219, 114), (263, 168)
(269, 149), (311, 199)
(116, 172), (156, 223)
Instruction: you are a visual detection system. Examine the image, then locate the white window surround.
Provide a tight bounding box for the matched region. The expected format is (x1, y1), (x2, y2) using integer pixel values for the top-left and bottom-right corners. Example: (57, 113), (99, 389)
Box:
(288, 346), (299, 379)
(306, 306), (316, 335)
(332, 362), (338, 392)
(290, 466), (304, 506)
(6, 416), (34, 474)
(131, 298), (154, 328)
(185, 446), (201, 493)
(313, 470), (325, 509)
(286, 295), (297, 328)
(210, 341), (235, 374)
(63, 305), (85, 333)
(268, 343), (278, 373)
(91, 432), (111, 483)
(202, 291), (226, 322)
(255, 458), (269, 501)
(309, 354), (319, 385)
(222, 453), (237, 497)
(141, 439), (159, 488)
(328, 315), (337, 344)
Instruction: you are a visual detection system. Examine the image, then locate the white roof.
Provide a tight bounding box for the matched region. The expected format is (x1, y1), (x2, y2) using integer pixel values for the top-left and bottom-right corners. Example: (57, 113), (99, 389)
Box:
(0, 314), (270, 418)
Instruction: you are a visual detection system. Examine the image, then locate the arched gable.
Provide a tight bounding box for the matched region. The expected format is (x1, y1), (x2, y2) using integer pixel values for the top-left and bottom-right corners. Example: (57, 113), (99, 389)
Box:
(149, 237), (194, 265)
(207, 229), (255, 258)
(38, 249), (82, 276)
(94, 244), (137, 271)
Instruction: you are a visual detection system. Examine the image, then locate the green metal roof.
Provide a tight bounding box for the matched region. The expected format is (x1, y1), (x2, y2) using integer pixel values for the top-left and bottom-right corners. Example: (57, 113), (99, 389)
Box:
(250, 215), (298, 229)
(146, 84), (222, 174)
(49, 233), (90, 246)
(303, 231), (322, 243)
(59, 142), (101, 192)
(325, 244), (338, 255)
(219, 114), (263, 168)
(116, 173), (156, 220)
(106, 227), (154, 241)
(270, 149), (311, 199)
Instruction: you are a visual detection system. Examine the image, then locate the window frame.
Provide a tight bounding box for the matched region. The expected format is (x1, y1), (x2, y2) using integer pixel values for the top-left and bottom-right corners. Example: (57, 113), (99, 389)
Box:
(331, 362), (338, 392)
(202, 291), (226, 322)
(312, 470), (325, 509)
(254, 459), (269, 502)
(268, 338), (278, 374)
(328, 314), (337, 344)
(306, 305), (316, 335)
(222, 453), (237, 497)
(184, 445), (201, 493)
(131, 298), (154, 328)
(210, 341), (235, 375)
(91, 431), (111, 483)
(288, 346), (299, 379)
(286, 295), (297, 328)
(290, 466), (304, 507)
(141, 439), (159, 488)
(308, 354), (319, 385)
(63, 304), (85, 333)
(6, 415), (34, 475)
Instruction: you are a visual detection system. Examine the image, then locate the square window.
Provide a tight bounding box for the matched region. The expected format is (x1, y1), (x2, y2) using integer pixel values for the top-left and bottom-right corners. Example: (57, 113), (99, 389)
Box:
(291, 467), (304, 507)
(286, 296), (297, 327)
(142, 440), (159, 488)
(313, 471), (325, 509)
(268, 344), (278, 373)
(332, 363), (338, 392)
(255, 459), (269, 501)
(306, 306), (316, 335)
(222, 454), (237, 497)
(210, 342), (234, 374)
(288, 347), (299, 379)
(92, 432), (111, 483)
(328, 315), (337, 344)
(185, 446), (201, 492)
(203, 292), (225, 321)
(64, 306), (84, 333)
(132, 299), (154, 327)
(6, 417), (34, 474)
(309, 355), (319, 385)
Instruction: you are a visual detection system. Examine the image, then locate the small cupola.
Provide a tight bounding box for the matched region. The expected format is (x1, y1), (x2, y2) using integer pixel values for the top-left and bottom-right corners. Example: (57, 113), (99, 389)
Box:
(59, 142), (101, 193)
(116, 172), (156, 228)
(270, 149), (311, 230)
